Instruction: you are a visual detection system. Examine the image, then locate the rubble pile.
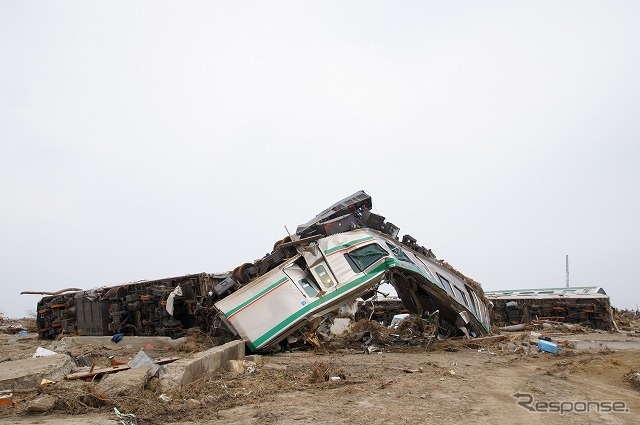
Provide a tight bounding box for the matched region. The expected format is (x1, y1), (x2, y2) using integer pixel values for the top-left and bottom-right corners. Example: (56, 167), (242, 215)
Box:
(615, 309), (640, 332)
(309, 362), (348, 383)
(0, 317), (36, 335)
(0, 334), (187, 419)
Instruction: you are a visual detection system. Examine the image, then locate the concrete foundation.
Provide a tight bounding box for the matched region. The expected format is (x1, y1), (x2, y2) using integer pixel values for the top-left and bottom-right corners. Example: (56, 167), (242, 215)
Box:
(161, 340), (245, 391)
(51, 336), (185, 351)
(0, 354), (74, 390)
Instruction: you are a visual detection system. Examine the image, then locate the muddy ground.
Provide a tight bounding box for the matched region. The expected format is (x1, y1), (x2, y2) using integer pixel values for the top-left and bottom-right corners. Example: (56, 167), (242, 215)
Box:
(1, 320), (639, 425)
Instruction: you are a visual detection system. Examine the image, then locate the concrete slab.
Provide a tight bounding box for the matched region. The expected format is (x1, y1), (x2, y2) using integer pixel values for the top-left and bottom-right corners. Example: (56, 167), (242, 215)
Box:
(0, 355), (74, 390)
(51, 336), (185, 351)
(161, 340), (245, 392)
(97, 366), (151, 396)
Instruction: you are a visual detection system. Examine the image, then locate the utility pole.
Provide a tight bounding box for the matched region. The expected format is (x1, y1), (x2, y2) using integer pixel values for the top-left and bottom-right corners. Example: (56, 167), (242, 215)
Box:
(565, 255), (570, 288)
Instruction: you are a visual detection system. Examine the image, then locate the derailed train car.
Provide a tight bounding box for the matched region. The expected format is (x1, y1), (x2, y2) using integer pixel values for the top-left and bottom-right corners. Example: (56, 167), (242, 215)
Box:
(486, 286), (614, 330)
(32, 190), (491, 351)
(34, 273), (232, 339)
(216, 227), (490, 351)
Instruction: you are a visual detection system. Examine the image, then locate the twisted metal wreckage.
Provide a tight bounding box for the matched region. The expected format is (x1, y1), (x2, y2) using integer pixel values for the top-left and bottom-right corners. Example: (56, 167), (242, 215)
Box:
(29, 191), (492, 352)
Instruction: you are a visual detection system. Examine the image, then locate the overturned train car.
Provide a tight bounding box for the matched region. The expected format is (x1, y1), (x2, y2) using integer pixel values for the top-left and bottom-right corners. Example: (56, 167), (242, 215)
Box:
(35, 273), (233, 339)
(34, 190), (492, 351)
(486, 287), (614, 330)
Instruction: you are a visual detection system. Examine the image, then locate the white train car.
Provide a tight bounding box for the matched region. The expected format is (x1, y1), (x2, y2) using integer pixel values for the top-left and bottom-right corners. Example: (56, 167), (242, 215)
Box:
(215, 228), (490, 352)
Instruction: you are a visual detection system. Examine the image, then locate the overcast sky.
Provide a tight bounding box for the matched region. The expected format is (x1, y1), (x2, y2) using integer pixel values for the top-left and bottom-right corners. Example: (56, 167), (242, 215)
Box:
(1, 1), (639, 318)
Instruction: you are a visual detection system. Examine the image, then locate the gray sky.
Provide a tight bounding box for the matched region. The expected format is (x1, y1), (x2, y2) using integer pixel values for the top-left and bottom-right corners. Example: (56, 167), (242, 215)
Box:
(1, 1), (639, 318)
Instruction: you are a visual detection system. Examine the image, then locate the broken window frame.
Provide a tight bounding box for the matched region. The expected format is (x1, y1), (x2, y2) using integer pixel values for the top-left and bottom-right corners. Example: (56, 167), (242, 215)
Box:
(385, 241), (414, 264)
(436, 273), (455, 297)
(414, 257), (438, 285)
(283, 263), (322, 298)
(298, 278), (320, 298)
(465, 285), (478, 312)
(454, 286), (469, 307)
(344, 242), (389, 274)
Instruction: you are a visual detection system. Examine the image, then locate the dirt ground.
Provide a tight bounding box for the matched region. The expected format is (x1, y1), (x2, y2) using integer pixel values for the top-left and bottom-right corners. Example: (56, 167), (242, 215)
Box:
(2, 328), (640, 425)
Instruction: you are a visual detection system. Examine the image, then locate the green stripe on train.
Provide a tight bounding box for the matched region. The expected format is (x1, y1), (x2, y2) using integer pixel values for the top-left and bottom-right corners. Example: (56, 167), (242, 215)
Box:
(248, 259), (395, 350)
(225, 276), (288, 318)
(247, 257), (489, 350)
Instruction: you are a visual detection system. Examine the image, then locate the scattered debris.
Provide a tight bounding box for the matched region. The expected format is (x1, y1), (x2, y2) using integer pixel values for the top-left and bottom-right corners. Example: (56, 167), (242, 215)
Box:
(185, 398), (202, 408)
(623, 369), (640, 391)
(128, 350), (161, 376)
(499, 324), (526, 332)
(538, 339), (559, 354)
(33, 347), (58, 358)
(0, 391), (15, 409)
(65, 356), (179, 380)
(329, 318), (351, 335)
(310, 362), (347, 383)
(114, 407), (138, 425)
(225, 360), (245, 374)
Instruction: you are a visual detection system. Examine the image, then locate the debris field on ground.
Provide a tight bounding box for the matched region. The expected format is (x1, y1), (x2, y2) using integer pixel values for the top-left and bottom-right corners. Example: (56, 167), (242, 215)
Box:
(1, 314), (640, 424)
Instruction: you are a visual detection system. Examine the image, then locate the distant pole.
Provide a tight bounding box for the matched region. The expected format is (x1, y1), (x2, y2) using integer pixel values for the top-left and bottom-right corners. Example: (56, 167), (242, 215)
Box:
(566, 255), (570, 288)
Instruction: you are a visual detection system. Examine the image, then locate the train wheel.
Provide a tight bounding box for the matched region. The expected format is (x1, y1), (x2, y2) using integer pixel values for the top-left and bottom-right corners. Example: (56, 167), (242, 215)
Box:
(233, 263), (255, 284)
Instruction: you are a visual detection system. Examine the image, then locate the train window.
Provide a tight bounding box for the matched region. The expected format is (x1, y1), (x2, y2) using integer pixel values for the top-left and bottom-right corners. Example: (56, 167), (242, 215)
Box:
(454, 286), (469, 306)
(436, 273), (454, 296)
(315, 265), (335, 288)
(385, 242), (414, 264)
(344, 243), (388, 273)
(465, 286), (477, 311)
(298, 278), (319, 298)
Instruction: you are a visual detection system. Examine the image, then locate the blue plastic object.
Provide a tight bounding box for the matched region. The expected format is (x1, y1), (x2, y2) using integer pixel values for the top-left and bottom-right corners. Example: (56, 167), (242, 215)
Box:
(111, 333), (124, 343)
(538, 339), (559, 353)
